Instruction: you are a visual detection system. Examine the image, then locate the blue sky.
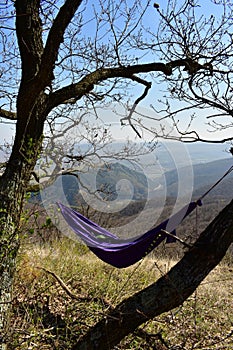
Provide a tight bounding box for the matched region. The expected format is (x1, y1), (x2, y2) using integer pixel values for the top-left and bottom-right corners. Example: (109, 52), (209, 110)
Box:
(0, 123), (15, 140)
(0, 0), (232, 148)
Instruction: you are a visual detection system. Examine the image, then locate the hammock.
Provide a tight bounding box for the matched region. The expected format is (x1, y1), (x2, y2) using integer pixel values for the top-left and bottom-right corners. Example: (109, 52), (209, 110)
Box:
(57, 200), (202, 268)
(57, 164), (233, 268)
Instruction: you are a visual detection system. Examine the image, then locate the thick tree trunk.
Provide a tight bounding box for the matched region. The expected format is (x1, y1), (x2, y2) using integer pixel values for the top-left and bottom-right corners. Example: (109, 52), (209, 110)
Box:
(0, 213), (18, 350)
(0, 164), (40, 349)
(0, 104), (46, 349)
(73, 198), (233, 350)
(0, 172), (23, 350)
(0, 1), (86, 347)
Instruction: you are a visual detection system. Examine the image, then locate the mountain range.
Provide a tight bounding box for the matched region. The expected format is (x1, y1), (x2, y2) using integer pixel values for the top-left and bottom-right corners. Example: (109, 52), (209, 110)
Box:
(163, 157), (233, 199)
(36, 156), (233, 207)
(31, 141), (233, 207)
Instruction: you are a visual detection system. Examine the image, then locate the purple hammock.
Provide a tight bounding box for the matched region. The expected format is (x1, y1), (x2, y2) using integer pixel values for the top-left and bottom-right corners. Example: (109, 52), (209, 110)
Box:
(57, 200), (202, 268)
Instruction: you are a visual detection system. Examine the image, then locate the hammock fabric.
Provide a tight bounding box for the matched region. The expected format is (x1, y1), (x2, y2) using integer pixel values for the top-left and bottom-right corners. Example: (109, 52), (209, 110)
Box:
(57, 200), (202, 268)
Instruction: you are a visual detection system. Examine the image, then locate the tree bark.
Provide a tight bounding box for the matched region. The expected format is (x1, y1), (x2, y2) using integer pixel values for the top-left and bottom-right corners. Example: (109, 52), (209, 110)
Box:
(0, 130), (44, 349)
(73, 198), (233, 350)
(0, 2), (85, 347)
(0, 206), (19, 350)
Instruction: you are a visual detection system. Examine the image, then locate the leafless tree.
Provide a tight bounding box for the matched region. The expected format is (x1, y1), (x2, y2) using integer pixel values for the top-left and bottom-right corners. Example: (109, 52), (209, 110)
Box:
(0, 1), (232, 349)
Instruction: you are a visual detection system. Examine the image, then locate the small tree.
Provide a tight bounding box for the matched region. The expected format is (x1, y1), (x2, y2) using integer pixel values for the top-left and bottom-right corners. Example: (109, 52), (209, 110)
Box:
(0, 1), (232, 349)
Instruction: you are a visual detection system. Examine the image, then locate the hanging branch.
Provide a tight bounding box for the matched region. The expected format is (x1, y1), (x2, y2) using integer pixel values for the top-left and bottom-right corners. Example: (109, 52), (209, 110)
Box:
(120, 75), (152, 137)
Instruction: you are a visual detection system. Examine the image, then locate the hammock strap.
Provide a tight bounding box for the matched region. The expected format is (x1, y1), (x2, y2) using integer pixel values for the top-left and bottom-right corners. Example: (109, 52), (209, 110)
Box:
(198, 164), (233, 201)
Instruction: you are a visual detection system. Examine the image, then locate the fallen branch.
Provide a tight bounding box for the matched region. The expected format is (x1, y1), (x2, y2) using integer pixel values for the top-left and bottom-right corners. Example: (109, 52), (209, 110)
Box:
(36, 266), (112, 308)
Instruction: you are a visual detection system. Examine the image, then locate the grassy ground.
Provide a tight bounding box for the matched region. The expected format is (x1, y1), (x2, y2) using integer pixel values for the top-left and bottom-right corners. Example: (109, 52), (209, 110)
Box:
(9, 236), (233, 349)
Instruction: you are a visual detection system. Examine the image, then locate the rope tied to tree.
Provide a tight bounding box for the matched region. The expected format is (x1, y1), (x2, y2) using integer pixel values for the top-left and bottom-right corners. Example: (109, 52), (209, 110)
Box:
(198, 164), (233, 202)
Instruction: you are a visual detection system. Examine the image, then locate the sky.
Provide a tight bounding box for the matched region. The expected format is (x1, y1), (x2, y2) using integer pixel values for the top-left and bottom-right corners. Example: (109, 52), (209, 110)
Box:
(0, 122), (15, 161)
(0, 0), (232, 152)
(1, 0), (232, 234)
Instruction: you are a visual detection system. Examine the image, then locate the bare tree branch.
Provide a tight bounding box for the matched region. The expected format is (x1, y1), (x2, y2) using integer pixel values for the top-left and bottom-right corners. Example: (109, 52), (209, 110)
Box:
(39, 0), (84, 85)
(188, 75), (233, 117)
(48, 59), (213, 110)
(15, 0), (43, 82)
(0, 108), (17, 121)
(120, 75), (152, 137)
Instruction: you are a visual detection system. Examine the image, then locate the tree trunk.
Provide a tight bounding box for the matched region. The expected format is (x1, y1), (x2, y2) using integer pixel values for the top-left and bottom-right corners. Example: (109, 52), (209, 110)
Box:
(0, 165), (41, 349)
(0, 212), (19, 350)
(0, 173), (23, 349)
(0, 105), (46, 349)
(0, 7), (50, 340)
(73, 198), (233, 350)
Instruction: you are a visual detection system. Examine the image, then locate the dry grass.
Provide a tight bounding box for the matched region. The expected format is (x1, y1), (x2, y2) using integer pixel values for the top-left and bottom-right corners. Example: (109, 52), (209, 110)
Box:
(8, 237), (233, 349)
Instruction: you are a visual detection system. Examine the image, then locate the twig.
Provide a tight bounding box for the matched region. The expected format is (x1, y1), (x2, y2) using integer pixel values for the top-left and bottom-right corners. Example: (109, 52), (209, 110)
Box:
(120, 75), (152, 137)
(161, 229), (193, 249)
(36, 266), (89, 301)
(36, 266), (112, 308)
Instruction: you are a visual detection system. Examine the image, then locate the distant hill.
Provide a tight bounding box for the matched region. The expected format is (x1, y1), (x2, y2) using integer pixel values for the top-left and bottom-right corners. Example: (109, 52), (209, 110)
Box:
(33, 157), (233, 208)
(185, 142), (230, 164)
(33, 161), (151, 206)
(163, 157), (233, 199)
(193, 176), (233, 199)
(95, 162), (149, 201)
(30, 156), (233, 248)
